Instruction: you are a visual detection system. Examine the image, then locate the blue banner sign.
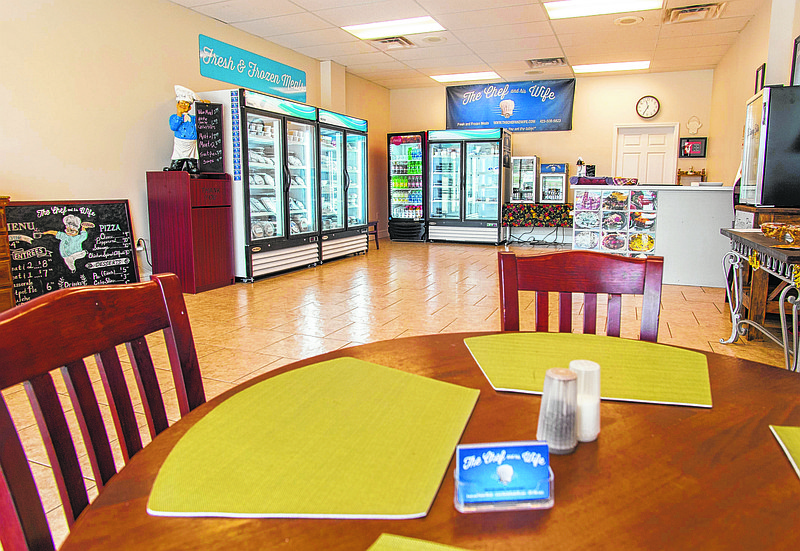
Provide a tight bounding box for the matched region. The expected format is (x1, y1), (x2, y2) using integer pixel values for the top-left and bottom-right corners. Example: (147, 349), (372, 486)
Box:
(541, 163), (568, 174)
(446, 79), (575, 132)
(318, 109), (368, 132)
(199, 35), (306, 103)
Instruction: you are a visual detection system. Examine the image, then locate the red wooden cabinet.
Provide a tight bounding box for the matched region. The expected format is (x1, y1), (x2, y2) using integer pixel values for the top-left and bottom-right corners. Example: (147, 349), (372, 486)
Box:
(146, 172), (234, 294)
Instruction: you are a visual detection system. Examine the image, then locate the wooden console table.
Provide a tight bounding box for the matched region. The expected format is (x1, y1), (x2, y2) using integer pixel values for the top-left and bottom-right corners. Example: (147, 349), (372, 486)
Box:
(720, 228), (800, 371)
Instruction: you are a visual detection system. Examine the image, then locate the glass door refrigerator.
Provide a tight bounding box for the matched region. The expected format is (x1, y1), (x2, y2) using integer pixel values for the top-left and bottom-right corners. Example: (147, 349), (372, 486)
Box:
(740, 85), (800, 206)
(427, 129), (511, 244)
(199, 89), (319, 280)
(510, 156), (538, 202)
(388, 132), (426, 241)
(317, 109), (369, 261)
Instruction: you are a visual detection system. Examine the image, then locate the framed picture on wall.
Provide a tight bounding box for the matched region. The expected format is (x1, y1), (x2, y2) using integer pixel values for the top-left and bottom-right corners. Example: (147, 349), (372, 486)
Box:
(755, 63), (766, 93)
(679, 137), (707, 158)
(791, 35), (800, 86)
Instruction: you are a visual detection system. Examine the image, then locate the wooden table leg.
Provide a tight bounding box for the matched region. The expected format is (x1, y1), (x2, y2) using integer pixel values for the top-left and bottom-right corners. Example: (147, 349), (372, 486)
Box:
(746, 268), (769, 341)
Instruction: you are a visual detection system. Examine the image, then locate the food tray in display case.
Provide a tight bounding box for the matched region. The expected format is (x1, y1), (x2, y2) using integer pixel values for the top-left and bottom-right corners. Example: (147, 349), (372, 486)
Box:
(572, 187), (658, 255)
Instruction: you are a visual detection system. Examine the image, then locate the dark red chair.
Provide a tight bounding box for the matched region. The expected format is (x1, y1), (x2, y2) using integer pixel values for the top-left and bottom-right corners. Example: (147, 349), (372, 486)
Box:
(498, 250), (664, 342)
(0, 273), (205, 550)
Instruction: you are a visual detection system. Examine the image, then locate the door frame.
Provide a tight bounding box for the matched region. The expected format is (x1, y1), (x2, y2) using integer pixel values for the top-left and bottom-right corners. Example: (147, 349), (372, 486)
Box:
(612, 123), (680, 183)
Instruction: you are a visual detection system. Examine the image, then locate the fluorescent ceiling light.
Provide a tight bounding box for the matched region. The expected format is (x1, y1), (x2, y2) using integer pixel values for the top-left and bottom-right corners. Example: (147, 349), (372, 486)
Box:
(544, 0), (663, 19)
(572, 61), (650, 73)
(342, 16), (444, 40)
(430, 72), (499, 83)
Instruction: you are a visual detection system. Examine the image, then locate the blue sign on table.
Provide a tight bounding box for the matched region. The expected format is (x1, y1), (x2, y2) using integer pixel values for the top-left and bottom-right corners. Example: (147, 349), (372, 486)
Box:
(446, 79), (575, 132)
(455, 441), (553, 511)
(198, 34), (306, 103)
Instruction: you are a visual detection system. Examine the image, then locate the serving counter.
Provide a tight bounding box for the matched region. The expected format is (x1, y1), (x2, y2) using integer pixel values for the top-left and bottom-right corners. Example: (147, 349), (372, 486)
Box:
(572, 185), (734, 287)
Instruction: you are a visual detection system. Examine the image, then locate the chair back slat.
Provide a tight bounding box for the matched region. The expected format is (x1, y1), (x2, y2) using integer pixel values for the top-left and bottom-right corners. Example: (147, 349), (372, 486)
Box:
(25, 374), (89, 525)
(0, 273), (205, 550)
(498, 251), (663, 342)
(607, 294), (623, 337)
(127, 337), (169, 438)
(157, 274), (205, 416)
(1, 397), (53, 551)
(96, 348), (143, 462)
(558, 292), (572, 333)
(61, 360), (117, 490)
(583, 294), (598, 334)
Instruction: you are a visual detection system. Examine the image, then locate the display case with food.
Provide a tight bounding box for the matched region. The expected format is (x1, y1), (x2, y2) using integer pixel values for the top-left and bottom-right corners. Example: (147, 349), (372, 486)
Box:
(572, 187), (658, 256)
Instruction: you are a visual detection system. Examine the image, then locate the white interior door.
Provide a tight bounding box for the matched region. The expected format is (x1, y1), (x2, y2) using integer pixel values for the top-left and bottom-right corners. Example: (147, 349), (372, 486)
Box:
(613, 124), (679, 183)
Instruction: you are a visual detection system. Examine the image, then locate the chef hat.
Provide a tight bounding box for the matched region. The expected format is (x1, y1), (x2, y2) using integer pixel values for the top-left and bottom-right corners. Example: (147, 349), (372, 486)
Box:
(175, 85), (199, 103)
(63, 214), (81, 230)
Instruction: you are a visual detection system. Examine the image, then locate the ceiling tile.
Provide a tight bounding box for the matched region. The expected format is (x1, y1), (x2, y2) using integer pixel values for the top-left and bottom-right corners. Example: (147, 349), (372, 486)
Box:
(234, 13), (333, 37)
(404, 56), (488, 70)
(267, 27), (359, 49)
(450, 21), (554, 43)
(193, 0), (304, 23)
(478, 47), (566, 64)
(549, 10), (662, 35)
(385, 43), (474, 61)
(468, 35), (561, 54)
(659, 16), (752, 38)
(313, 1), (429, 27)
(414, 0), (532, 15)
(657, 32), (740, 49)
(369, 76), (441, 88)
(295, 41), (380, 59)
(291, 0), (374, 10)
(654, 44), (731, 61)
(326, 51), (399, 66)
(433, 4), (549, 30)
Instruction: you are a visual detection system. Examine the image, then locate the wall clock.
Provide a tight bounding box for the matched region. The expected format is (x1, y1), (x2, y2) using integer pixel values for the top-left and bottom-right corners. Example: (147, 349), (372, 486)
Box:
(636, 95), (660, 118)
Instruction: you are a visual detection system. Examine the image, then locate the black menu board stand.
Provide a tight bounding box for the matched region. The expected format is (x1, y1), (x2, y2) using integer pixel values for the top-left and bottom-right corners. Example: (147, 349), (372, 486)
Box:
(196, 102), (224, 174)
(6, 200), (139, 304)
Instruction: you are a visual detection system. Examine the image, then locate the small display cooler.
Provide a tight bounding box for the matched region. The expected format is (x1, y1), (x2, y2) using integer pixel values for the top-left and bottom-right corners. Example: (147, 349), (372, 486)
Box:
(509, 156), (538, 203)
(572, 187), (657, 255)
(539, 163), (569, 204)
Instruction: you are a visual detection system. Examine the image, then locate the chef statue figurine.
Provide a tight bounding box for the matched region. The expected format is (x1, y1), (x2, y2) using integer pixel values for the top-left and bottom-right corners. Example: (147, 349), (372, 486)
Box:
(166, 85), (204, 173)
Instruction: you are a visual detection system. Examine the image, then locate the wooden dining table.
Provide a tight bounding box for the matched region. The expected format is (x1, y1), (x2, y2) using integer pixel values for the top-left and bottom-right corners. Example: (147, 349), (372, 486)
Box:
(60, 332), (800, 550)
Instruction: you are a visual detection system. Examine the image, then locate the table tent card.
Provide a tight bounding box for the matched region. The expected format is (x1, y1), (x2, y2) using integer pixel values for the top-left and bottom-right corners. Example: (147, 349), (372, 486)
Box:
(770, 425), (800, 479)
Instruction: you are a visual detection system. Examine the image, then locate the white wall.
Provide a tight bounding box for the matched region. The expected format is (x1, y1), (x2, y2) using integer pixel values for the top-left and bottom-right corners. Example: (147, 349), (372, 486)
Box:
(1, 0), (392, 269)
(390, 70), (714, 194)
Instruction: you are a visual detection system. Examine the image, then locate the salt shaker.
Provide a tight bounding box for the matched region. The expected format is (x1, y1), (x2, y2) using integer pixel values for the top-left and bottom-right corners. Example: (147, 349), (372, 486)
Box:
(536, 368), (578, 455)
(569, 360), (601, 442)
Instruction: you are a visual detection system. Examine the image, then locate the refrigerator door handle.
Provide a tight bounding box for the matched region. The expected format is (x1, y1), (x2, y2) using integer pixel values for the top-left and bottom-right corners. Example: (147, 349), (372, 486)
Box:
(344, 168), (351, 191)
(283, 164), (291, 193)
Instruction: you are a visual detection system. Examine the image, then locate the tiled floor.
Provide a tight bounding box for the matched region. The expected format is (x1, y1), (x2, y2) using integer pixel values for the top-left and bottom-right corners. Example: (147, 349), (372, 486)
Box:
(1, 239), (787, 548)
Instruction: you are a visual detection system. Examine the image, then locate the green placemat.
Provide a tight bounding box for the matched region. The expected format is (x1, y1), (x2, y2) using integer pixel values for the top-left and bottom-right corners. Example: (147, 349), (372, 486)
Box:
(464, 333), (711, 407)
(147, 358), (479, 518)
(368, 534), (468, 551)
(770, 425), (800, 479)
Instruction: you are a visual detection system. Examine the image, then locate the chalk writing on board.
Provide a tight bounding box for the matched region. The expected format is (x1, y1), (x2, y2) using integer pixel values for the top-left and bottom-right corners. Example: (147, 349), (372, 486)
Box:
(6, 201), (139, 304)
(196, 102), (224, 173)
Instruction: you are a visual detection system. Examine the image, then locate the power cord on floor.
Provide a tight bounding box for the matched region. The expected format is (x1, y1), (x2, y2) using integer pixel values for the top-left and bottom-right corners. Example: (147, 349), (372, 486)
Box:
(507, 227), (570, 249)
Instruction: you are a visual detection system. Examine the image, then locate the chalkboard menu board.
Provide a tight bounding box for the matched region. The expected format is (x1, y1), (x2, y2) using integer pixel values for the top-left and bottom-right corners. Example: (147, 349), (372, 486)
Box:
(196, 102), (224, 173)
(6, 200), (139, 304)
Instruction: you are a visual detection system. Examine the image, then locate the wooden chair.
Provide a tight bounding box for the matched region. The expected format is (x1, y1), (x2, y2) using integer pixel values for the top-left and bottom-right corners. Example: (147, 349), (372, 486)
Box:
(367, 220), (379, 249)
(498, 251), (664, 342)
(0, 273), (205, 550)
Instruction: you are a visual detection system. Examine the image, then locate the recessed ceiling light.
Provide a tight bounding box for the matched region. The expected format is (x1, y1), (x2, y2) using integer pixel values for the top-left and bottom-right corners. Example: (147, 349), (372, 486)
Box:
(430, 71), (499, 83)
(342, 16), (444, 40)
(544, 0), (663, 20)
(572, 61), (650, 73)
(614, 15), (644, 25)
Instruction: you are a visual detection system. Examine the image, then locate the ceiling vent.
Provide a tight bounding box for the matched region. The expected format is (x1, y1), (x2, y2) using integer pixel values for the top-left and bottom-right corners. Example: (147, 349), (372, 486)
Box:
(526, 57), (568, 69)
(665, 3), (726, 24)
(370, 36), (416, 50)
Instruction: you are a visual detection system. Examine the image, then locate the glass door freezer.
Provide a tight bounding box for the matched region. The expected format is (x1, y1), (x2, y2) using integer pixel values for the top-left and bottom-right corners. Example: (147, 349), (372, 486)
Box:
(318, 109), (369, 261)
(199, 89), (320, 280)
(427, 129), (511, 244)
(388, 132), (426, 241)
